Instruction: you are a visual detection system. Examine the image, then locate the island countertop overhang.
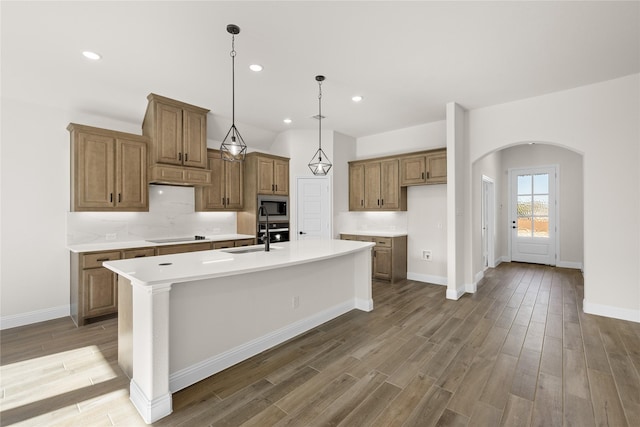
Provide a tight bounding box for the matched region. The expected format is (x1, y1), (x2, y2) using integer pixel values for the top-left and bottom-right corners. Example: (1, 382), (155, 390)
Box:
(103, 239), (375, 286)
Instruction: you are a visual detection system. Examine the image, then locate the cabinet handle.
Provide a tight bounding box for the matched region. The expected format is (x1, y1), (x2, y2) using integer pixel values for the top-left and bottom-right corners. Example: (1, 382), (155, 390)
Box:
(96, 258), (110, 262)
(426, 171), (430, 179)
(275, 185), (278, 191)
(178, 152), (182, 161)
(377, 199), (380, 206)
(381, 199), (384, 206)
(134, 255), (146, 258)
(422, 172), (425, 180)
(185, 153), (188, 162)
(222, 197), (225, 205)
(118, 193), (121, 203)
(227, 197), (230, 205)
(110, 193), (113, 203)
(272, 184), (275, 191)
(361, 200), (363, 207)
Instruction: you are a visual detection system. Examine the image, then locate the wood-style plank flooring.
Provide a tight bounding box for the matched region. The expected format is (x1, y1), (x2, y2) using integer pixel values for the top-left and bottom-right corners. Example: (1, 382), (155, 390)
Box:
(2, 263), (640, 426)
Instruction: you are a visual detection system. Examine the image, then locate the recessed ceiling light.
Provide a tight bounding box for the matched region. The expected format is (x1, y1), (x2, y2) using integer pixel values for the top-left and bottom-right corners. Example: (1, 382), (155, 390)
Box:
(352, 95), (363, 102)
(249, 64), (263, 72)
(82, 51), (102, 60)
(283, 118), (292, 124)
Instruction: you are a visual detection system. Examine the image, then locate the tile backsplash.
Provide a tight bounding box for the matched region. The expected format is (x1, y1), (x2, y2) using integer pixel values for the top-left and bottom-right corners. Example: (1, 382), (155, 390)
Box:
(335, 211), (408, 235)
(67, 185), (237, 245)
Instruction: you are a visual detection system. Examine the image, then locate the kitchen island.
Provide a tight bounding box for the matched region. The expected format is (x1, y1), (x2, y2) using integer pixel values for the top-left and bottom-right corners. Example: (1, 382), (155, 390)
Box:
(103, 239), (374, 424)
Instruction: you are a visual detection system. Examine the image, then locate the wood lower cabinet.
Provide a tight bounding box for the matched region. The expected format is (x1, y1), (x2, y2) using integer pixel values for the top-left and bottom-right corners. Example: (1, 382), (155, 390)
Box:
(71, 250), (122, 326)
(212, 238), (255, 249)
(340, 234), (407, 283)
(69, 123), (148, 212)
(196, 149), (243, 211)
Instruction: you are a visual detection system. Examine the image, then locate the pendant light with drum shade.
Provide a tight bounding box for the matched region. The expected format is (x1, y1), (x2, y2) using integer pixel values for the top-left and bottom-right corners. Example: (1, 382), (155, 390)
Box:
(308, 75), (332, 176)
(220, 24), (247, 162)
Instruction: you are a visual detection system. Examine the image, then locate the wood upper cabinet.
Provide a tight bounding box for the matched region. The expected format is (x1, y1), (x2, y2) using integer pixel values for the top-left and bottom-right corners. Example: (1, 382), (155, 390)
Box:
(247, 153), (290, 196)
(143, 93), (209, 170)
(400, 148), (447, 186)
(350, 159), (405, 211)
(349, 163), (365, 210)
(69, 123), (148, 212)
(195, 149), (243, 211)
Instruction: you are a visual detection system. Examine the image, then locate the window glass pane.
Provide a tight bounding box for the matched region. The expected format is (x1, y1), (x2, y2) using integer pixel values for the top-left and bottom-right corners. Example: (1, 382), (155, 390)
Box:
(518, 175), (532, 195)
(517, 196), (532, 216)
(533, 195), (549, 215)
(534, 217), (549, 238)
(518, 218), (532, 237)
(533, 173), (549, 194)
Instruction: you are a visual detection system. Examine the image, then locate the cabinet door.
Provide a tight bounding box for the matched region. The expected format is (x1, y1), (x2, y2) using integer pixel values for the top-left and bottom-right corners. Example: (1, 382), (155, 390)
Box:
(380, 159), (400, 209)
(400, 155), (427, 186)
(200, 154), (225, 210)
(234, 238), (255, 247)
(426, 150), (447, 184)
(225, 160), (244, 209)
(156, 242), (212, 255)
(364, 162), (382, 210)
(373, 247), (392, 280)
(156, 102), (183, 165)
(83, 268), (117, 318)
(257, 158), (275, 194)
(115, 138), (147, 209)
(273, 159), (289, 195)
(212, 240), (235, 249)
(182, 109), (207, 168)
(349, 164), (365, 211)
(75, 132), (115, 209)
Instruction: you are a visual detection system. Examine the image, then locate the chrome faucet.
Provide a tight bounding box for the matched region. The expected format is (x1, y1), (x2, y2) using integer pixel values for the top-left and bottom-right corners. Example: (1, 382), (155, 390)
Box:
(257, 205), (270, 252)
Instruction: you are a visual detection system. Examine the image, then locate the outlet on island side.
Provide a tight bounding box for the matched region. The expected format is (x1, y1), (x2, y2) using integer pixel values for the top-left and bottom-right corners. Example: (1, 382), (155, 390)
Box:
(422, 250), (432, 261)
(292, 296), (300, 309)
(106, 233), (117, 241)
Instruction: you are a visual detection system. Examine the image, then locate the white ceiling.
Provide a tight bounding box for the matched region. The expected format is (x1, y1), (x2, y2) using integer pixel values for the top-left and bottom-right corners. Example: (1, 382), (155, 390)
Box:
(2, 1), (639, 149)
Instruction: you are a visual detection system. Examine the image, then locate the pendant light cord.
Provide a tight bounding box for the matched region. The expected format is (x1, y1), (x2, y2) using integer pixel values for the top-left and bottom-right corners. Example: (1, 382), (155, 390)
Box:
(318, 79), (322, 156)
(230, 34), (236, 125)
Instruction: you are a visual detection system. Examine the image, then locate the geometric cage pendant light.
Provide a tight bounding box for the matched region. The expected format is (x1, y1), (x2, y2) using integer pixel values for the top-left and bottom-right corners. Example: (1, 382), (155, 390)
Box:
(308, 75), (332, 175)
(220, 24), (247, 162)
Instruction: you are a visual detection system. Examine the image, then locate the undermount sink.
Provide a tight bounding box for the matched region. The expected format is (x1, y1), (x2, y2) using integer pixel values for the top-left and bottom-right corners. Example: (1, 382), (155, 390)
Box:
(220, 245), (282, 254)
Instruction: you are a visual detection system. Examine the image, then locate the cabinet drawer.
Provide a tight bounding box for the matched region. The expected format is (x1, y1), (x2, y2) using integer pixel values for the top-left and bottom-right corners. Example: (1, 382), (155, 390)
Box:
(235, 239), (255, 247)
(156, 242), (212, 255)
(213, 240), (235, 249)
(373, 237), (392, 247)
(82, 251), (122, 269)
(123, 248), (156, 259)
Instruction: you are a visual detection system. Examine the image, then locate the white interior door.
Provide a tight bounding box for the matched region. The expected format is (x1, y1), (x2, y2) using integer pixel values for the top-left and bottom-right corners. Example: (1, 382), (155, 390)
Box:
(296, 177), (331, 240)
(482, 176), (495, 269)
(510, 166), (557, 265)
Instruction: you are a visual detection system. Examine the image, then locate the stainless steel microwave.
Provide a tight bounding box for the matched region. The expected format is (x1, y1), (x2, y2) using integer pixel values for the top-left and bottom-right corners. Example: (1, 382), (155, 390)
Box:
(257, 195), (289, 221)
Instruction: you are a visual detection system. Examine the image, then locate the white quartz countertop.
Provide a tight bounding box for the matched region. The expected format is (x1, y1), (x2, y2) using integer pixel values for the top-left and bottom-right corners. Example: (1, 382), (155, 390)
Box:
(103, 239), (375, 286)
(340, 230), (408, 237)
(67, 234), (256, 253)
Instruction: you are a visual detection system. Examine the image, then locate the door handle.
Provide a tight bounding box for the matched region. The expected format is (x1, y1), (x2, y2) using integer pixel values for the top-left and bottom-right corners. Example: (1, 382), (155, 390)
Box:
(299, 231), (307, 235)
(512, 226), (517, 229)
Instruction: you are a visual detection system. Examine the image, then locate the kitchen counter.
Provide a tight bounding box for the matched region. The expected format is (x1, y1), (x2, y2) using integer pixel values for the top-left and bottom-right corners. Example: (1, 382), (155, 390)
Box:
(67, 234), (255, 253)
(340, 230), (408, 237)
(104, 239), (374, 424)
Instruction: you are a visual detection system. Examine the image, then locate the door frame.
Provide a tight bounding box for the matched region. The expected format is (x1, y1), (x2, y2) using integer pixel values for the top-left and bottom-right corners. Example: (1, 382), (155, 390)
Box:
(481, 175), (496, 269)
(507, 165), (559, 265)
(295, 176), (332, 240)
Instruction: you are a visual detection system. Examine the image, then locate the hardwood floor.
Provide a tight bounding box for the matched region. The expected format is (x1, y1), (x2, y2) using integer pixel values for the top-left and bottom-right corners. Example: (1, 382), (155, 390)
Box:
(2, 262), (639, 426)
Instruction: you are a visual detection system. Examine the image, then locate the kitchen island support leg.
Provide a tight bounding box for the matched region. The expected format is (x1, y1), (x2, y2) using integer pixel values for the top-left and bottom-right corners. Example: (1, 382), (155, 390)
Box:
(129, 281), (173, 424)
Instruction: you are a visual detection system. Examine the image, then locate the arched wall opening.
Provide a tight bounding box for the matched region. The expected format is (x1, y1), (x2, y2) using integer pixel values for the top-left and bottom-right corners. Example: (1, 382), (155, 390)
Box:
(471, 141), (584, 282)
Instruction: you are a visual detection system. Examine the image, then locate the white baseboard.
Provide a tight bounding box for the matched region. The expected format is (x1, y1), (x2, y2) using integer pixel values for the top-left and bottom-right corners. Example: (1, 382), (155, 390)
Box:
(406, 272), (447, 286)
(557, 260), (583, 270)
(354, 297), (374, 312)
(583, 299), (640, 323)
(1, 305), (70, 330)
(130, 379), (172, 424)
(169, 300), (356, 393)
(446, 287), (465, 300)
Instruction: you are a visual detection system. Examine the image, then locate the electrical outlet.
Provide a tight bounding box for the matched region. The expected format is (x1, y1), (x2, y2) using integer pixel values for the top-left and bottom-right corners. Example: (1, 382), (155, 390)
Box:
(292, 296), (300, 309)
(106, 233), (117, 241)
(422, 250), (432, 261)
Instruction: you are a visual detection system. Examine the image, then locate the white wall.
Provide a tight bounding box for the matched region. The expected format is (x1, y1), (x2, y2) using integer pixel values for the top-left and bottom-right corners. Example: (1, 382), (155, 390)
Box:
(332, 132), (357, 238)
(466, 74), (639, 321)
(0, 98), (143, 325)
(354, 120), (448, 284)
